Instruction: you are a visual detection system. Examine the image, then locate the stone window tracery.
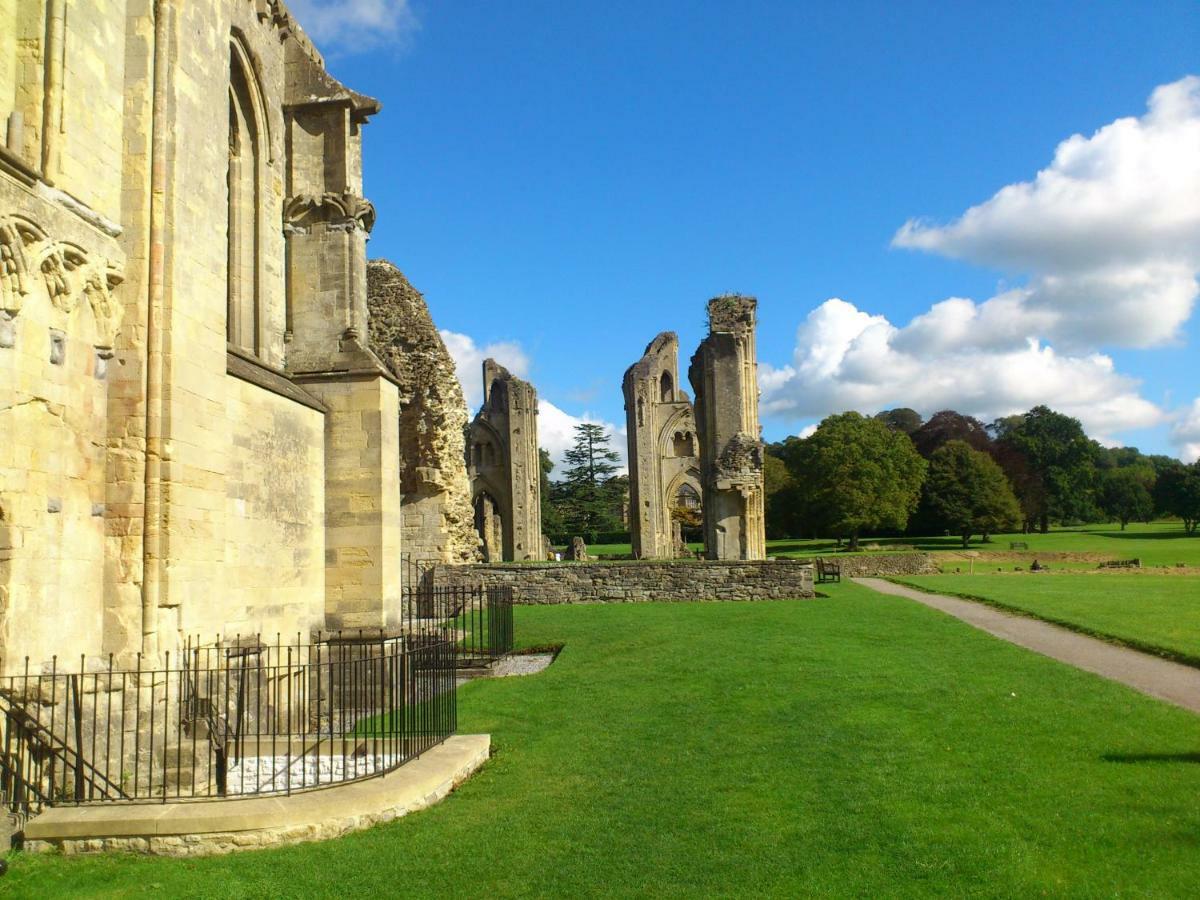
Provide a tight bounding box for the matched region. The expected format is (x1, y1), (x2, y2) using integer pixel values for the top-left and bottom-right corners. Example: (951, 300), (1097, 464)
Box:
(227, 37), (265, 356)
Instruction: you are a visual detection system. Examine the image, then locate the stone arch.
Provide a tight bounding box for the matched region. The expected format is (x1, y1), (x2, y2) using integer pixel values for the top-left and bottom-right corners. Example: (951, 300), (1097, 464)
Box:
(659, 371), (673, 402)
(227, 33), (269, 356)
(657, 407), (697, 460)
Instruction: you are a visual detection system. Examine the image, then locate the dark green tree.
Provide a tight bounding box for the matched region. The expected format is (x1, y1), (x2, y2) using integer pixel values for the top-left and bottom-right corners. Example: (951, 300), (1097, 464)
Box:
(996, 406), (1098, 532)
(873, 408), (924, 435)
(786, 412), (927, 550)
(1097, 467), (1154, 530)
(558, 423), (624, 538)
(539, 448), (565, 538)
(1154, 462), (1200, 534)
(924, 440), (1021, 548)
(911, 410), (991, 458)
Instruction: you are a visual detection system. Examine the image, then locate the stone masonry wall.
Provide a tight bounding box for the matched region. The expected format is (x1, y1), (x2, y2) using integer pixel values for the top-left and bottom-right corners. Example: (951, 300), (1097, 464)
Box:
(432, 559), (816, 604)
(366, 259), (478, 565)
(812, 553), (940, 578)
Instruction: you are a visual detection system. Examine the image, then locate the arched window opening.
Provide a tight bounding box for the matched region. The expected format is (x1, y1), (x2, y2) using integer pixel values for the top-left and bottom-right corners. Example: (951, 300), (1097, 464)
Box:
(660, 371), (673, 403)
(227, 40), (263, 356)
(637, 397), (645, 427)
(675, 484), (701, 510)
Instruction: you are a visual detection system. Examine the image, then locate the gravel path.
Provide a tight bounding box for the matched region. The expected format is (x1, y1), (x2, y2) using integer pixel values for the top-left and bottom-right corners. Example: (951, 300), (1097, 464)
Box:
(855, 577), (1200, 715)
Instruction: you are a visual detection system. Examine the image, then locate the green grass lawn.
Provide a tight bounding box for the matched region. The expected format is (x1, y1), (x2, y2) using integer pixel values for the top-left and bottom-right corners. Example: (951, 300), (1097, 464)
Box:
(767, 521), (1200, 567)
(898, 573), (1200, 665)
(9, 586), (1200, 897)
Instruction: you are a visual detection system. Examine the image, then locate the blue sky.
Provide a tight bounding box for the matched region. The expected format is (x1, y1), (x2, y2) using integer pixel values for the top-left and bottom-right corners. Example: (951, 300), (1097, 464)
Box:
(292, 0), (1200, 464)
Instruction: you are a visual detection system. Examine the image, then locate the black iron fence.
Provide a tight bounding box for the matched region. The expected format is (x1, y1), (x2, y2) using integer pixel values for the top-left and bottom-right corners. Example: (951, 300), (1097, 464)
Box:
(0, 632), (456, 821)
(417, 585), (514, 668)
(0, 586), (513, 823)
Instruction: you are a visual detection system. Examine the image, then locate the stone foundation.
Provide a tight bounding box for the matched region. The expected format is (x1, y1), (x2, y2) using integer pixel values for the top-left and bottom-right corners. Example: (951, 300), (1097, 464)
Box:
(432, 559), (816, 604)
(23, 734), (490, 857)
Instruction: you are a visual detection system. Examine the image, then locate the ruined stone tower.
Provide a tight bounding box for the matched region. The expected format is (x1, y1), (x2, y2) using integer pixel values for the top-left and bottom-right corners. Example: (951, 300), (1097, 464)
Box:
(622, 333), (702, 559)
(688, 296), (767, 560)
(466, 360), (542, 561)
(366, 260), (480, 567)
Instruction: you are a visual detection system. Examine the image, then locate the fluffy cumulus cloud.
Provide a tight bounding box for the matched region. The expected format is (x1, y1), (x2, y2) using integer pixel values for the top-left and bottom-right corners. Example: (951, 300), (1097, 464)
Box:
(539, 401), (627, 475)
(761, 299), (1165, 443)
(1170, 399), (1200, 463)
(288, 0), (418, 54)
(764, 77), (1200, 447)
(439, 330), (531, 411)
(440, 330), (626, 472)
(893, 76), (1200, 351)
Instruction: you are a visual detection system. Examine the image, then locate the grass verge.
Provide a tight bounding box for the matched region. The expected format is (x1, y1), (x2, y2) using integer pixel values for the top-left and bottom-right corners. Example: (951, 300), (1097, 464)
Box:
(7, 586), (1200, 897)
(892, 574), (1200, 668)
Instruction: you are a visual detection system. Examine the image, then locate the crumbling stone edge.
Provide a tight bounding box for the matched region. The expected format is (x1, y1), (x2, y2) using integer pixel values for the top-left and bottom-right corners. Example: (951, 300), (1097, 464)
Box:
(23, 734), (491, 857)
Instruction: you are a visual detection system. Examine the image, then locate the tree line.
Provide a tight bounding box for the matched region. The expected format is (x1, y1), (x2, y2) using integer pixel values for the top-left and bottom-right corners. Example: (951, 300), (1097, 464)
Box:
(541, 423), (630, 543)
(766, 406), (1200, 549)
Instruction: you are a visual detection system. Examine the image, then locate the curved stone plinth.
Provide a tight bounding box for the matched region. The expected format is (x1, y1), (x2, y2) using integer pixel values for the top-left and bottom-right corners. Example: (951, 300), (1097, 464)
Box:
(23, 733), (490, 856)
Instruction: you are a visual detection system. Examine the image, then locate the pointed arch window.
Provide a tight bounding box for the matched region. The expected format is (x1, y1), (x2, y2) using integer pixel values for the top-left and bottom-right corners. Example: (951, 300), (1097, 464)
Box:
(227, 38), (265, 356)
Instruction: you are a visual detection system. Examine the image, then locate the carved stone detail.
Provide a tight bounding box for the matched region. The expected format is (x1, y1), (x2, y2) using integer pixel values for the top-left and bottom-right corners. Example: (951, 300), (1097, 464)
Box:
(0, 215), (124, 346)
(283, 192), (376, 234)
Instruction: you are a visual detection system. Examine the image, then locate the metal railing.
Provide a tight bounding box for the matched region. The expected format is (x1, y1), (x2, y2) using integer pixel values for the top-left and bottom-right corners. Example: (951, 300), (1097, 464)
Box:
(402, 585), (514, 668)
(0, 585), (513, 822)
(0, 632), (456, 822)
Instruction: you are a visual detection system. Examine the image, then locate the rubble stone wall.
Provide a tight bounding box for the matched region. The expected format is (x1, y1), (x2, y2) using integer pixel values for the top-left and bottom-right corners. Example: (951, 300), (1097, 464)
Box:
(432, 559), (816, 604)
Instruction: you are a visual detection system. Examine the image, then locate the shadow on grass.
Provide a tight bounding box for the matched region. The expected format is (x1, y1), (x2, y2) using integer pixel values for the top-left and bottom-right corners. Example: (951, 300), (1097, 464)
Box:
(1092, 530), (1197, 541)
(1102, 752), (1200, 764)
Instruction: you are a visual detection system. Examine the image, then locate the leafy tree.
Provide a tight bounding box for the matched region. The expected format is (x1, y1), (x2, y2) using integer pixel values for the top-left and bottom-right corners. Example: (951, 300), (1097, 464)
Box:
(558, 423), (624, 538)
(539, 448), (565, 538)
(996, 406), (1098, 532)
(786, 412), (926, 550)
(924, 441), (1021, 547)
(911, 410), (991, 458)
(1097, 467), (1154, 530)
(763, 451), (800, 539)
(1154, 462), (1200, 534)
(873, 408), (924, 435)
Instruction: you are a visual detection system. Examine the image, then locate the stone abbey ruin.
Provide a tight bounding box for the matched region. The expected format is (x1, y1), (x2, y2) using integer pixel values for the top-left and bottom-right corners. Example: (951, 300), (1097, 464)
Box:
(0, 0), (787, 856)
(623, 297), (767, 561)
(466, 359), (543, 563)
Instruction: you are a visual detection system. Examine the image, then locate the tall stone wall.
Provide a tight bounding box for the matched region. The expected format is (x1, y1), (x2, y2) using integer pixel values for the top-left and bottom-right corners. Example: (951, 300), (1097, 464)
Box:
(366, 260), (479, 566)
(622, 332), (702, 559)
(432, 559), (815, 604)
(688, 295), (767, 561)
(466, 360), (542, 561)
(0, 1), (401, 670)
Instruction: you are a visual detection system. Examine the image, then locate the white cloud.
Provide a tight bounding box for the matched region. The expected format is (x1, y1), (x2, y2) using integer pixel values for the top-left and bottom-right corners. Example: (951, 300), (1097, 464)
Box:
(439, 330), (530, 411)
(761, 298), (1166, 444)
(439, 329), (626, 473)
(893, 76), (1200, 350)
(1171, 399), (1200, 462)
(288, 0), (418, 54)
(539, 400), (627, 475)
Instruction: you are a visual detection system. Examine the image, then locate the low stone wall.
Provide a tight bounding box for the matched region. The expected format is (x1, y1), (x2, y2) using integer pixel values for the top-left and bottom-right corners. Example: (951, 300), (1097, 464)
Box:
(432, 559), (815, 604)
(820, 553), (940, 578)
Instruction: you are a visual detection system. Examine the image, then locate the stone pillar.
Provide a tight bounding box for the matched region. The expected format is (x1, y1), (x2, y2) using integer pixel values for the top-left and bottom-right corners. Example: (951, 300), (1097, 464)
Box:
(623, 332), (702, 559)
(688, 295), (766, 561)
(302, 375), (403, 629)
(466, 360), (542, 561)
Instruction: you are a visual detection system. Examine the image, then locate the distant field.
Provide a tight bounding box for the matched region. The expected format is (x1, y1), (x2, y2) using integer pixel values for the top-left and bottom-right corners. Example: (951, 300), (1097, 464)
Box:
(765, 522), (1200, 568)
(561, 523), (1200, 568)
(898, 574), (1200, 665)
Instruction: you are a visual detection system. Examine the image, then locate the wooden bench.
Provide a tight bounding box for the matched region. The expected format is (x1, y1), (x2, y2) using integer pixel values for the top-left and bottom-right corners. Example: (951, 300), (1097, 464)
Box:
(815, 558), (841, 584)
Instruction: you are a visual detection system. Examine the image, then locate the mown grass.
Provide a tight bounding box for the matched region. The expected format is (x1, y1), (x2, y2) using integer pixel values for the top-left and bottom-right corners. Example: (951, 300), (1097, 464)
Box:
(766, 521), (1200, 567)
(9, 585), (1200, 897)
(897, 573), (1200, 665)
